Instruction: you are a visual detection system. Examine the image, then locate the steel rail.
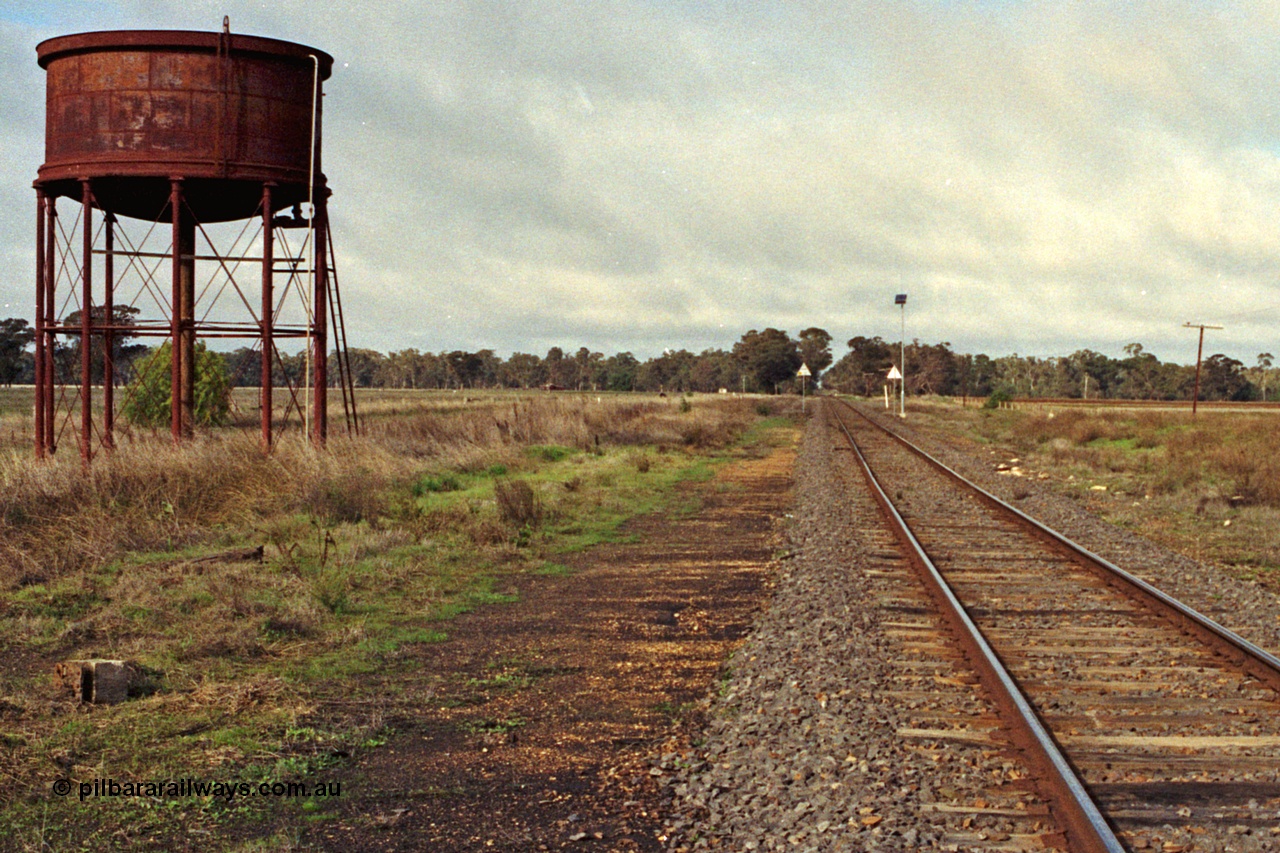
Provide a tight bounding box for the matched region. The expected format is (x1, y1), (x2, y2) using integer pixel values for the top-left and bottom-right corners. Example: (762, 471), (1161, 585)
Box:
(841, 399), (1280, 694)
(828, 402), (1125, 853)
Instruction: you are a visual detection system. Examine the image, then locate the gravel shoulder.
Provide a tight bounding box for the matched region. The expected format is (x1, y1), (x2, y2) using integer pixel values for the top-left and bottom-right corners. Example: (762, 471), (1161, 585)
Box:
(664, 402), (1059, 852)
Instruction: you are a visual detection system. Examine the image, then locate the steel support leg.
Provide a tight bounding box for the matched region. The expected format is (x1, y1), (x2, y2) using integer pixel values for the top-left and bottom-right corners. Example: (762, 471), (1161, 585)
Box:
(103, 212), (115, 450)
(261, 183), (274, 451)
(34, 189), (46, 459)
(79, 180), (93, 465)
(44, 196), (56, 454)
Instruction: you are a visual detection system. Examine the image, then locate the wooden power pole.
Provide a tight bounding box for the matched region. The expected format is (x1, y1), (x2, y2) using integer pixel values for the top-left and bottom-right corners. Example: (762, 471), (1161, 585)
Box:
(1183, 322), (1223, 416)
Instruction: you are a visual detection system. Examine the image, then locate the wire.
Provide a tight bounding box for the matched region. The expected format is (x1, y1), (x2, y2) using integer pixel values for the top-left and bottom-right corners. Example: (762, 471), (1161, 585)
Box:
(1213, 300), (1280, 323)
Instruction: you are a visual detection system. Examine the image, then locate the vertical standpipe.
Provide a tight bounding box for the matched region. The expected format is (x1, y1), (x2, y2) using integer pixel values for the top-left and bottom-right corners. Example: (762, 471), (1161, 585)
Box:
(103, 212), (115, 449)
(43, 196), (55, 453)
(261, 183), (274, 450)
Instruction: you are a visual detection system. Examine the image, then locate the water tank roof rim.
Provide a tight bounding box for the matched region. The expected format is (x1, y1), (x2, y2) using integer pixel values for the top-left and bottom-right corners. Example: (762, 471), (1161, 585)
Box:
(36, 29), (333, 77)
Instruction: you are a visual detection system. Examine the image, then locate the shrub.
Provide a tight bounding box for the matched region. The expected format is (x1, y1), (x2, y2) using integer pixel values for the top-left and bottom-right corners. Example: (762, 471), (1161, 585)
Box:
(312, 569), (351, 614)
(983, 389), (1013, 409)
(1012, 409), (1090, 446)
(493, 479), (540, 528)
(302, 474), (386, 524)
(1133, 429), (1161, 449)
(1210, 438), (1280, 506)
(120, 342), (231, 427)
(413, 473), (462, 495)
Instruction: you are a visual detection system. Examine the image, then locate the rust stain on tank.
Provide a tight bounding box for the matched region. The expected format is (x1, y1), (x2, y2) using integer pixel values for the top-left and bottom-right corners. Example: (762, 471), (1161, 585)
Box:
(36, 30), (334, 223)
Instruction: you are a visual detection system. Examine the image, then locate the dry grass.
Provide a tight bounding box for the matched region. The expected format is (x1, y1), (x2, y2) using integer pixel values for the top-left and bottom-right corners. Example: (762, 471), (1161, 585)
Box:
(0, 434), (398, 589)
(910, 398), (1280, 584)
(493, 478), (541, 527)
(0, 391), (787, 850)
(0, 393), (755, 589)
(918, 400), (1269, 501)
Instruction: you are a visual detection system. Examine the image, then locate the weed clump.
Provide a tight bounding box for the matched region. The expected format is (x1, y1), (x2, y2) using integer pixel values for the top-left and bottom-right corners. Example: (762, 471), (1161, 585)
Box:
(983, 389), (1013, 409)
(1208, 435), (1280, 506)
(312, 568), (352, 615)
(413, 473), (462, 495)
(526, 445), (574, 463)
(300, 470), (388, 524)
(493, 479), (541, 528)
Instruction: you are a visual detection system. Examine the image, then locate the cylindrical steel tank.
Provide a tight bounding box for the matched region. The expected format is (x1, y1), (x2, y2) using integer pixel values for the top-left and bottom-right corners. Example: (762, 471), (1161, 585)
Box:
(36, 29), (333, 222)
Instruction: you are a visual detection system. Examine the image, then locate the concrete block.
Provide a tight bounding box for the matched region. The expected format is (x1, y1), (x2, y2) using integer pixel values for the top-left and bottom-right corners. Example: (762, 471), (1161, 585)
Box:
(53, 659), (138, 704)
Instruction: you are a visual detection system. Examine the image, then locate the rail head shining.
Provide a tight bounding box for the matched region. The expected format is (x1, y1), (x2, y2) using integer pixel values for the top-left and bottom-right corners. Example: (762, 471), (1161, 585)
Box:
(841, 399), (1280, 689)
(829, 403), (1126, 853)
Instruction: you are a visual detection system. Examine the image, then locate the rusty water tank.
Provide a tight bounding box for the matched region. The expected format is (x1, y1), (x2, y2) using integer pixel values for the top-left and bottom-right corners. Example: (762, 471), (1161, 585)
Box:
(36, 29), (333, 222)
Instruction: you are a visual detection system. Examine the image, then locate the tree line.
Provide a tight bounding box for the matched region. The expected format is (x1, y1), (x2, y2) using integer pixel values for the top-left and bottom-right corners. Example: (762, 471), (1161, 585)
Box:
(825, 338), (1275, 402)
(0, 315), (1274, 401)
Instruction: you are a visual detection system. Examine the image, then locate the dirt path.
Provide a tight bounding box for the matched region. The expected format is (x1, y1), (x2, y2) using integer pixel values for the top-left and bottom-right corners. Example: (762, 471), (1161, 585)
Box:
(303, 437), (796, 851)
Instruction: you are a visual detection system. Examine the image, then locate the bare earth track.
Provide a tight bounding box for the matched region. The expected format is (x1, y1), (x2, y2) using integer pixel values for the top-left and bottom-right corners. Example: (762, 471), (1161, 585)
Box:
(294, 438), (796, 851)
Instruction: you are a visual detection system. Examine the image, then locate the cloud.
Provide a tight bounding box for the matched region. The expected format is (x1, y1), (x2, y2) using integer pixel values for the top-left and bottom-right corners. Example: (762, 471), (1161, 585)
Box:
(3, 1), (1280, 363)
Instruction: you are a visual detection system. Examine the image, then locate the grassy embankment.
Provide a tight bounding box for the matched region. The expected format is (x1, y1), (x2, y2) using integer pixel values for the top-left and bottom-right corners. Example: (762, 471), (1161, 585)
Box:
(0, 390), (796, 851)
(906, 398), (1280, 584)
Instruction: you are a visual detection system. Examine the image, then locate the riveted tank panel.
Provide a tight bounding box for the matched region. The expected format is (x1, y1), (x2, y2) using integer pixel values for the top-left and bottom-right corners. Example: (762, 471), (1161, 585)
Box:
(36, 30), (333, 222)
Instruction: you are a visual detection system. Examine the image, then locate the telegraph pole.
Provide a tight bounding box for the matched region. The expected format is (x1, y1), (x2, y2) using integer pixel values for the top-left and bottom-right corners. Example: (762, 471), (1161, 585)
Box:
(1183, 322), (1223, 416)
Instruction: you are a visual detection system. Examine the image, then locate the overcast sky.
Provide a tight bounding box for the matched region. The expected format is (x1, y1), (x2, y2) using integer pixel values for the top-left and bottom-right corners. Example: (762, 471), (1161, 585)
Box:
(3, 1), (1280, 365)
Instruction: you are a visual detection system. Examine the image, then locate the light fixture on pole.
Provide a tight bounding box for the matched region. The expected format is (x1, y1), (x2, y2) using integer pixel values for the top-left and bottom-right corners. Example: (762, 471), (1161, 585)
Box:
(895, 293), (907, 417)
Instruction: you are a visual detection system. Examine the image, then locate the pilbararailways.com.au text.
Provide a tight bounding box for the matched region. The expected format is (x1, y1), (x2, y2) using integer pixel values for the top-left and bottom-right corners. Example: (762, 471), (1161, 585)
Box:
(53, 777), (342, 802)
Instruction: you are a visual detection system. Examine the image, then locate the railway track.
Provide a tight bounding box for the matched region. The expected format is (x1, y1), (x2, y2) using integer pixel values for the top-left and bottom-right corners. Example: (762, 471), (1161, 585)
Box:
(829, 399), (1280, 853)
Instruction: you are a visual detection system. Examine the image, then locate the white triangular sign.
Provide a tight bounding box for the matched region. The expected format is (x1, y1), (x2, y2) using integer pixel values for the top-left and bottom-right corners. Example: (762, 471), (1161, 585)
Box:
(886, 365), (902, 380)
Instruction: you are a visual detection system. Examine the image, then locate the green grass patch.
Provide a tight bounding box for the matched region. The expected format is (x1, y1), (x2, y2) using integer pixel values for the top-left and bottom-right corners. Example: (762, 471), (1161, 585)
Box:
(413, 472), (463, 495)
(525, 444), (575, 462)
(461, 716), (527, 735)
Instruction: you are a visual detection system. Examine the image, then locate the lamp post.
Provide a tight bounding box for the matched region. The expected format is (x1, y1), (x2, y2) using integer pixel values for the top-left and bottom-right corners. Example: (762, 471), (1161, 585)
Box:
(895, 293), (907, 417)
